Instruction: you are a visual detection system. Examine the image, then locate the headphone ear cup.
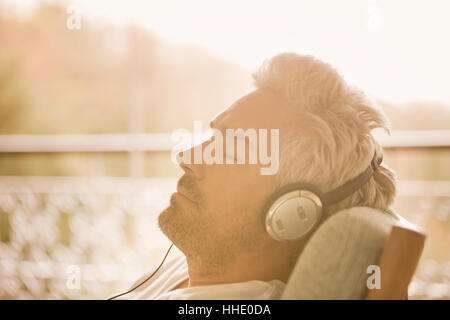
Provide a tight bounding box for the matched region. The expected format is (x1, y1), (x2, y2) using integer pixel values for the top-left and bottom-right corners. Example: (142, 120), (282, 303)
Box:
(265, 190), (323, 241)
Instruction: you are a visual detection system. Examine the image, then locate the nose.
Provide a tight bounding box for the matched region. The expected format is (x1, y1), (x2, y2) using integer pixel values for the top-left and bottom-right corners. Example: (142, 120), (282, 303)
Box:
(177, 142), (206, 180)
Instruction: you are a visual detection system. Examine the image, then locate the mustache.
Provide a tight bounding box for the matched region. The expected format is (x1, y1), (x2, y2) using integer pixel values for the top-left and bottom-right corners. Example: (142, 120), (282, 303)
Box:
(177, 174), (202, 202)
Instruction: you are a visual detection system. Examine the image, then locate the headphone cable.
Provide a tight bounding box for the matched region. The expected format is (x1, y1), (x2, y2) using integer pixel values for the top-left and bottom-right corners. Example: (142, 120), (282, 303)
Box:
(107, 243), (174, 300)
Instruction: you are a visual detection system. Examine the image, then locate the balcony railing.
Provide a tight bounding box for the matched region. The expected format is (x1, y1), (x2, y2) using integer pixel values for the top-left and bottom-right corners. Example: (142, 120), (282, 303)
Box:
(1, 130), (450, 152)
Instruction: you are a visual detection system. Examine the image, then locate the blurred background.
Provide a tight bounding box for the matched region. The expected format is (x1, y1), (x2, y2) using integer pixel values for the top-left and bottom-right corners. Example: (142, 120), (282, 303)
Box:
(0, 0), (449, 299)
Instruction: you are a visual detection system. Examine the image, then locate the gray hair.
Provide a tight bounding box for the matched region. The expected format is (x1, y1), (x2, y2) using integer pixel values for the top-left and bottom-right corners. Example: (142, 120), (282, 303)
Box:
(253, 53), (397, 217)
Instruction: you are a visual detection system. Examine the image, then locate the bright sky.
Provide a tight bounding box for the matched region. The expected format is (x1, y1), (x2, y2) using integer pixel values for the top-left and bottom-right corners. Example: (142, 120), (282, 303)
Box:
(7, 0), (450, 105)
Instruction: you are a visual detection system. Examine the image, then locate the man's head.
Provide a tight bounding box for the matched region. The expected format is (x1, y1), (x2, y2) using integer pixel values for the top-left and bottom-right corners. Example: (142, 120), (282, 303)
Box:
(158, 52), (397, 274)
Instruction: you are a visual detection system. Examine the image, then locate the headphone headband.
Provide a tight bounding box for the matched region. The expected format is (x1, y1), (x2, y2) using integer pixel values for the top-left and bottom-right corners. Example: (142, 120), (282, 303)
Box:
(322, 151), (382, 206)
(265, 150), (382, 208)
(263, 149), (382, 241)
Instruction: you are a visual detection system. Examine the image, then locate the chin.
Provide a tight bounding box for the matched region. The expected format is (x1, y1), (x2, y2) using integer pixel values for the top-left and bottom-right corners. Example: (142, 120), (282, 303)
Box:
(157, 205), (189, 240)
(157, 206), (174, 233)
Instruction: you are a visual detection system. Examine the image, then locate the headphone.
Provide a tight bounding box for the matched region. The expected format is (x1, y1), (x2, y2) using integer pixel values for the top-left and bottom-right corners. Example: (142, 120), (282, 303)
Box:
(108, 149), (383, 299)
(263, 149), (383, 241)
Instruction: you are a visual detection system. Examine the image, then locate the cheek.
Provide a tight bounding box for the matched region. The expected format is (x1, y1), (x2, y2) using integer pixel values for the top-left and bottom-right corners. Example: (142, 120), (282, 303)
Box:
(201, 165), (275, 216)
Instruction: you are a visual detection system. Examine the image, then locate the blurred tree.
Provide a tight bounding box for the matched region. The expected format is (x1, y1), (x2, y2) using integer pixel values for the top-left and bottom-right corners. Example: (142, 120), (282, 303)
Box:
(0, 1), (448, 177)
(380, 99), (450, 130)
(0, 61), (28, 132)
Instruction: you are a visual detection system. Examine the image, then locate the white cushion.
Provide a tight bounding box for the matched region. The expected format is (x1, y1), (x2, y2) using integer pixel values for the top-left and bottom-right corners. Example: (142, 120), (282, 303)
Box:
(281, 206), (398, 300)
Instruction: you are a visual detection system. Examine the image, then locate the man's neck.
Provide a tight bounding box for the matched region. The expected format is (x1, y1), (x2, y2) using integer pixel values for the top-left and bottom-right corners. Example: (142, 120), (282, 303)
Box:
(181, 244), (298, 289)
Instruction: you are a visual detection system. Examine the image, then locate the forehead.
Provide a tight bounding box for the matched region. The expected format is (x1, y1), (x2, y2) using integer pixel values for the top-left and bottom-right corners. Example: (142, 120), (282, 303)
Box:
(211, 89), (295, 130)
